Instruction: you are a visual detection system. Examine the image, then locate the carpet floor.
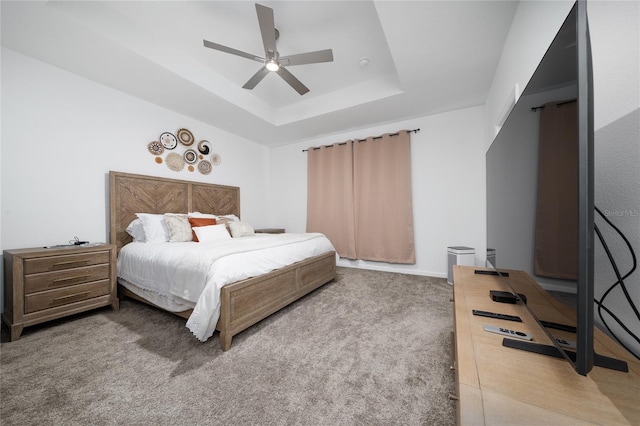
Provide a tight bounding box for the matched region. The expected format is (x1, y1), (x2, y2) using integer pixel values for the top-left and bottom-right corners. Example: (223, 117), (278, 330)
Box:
(1, 267), (456, 425)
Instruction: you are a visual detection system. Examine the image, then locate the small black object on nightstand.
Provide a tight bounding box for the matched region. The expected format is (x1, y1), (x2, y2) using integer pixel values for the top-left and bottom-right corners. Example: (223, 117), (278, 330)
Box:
(254, 228), (285, 234)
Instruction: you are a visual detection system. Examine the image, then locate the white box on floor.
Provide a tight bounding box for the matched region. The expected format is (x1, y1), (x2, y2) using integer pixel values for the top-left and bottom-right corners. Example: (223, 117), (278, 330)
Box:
(447, 246), (475, 285)
(486, 248), (496, 267)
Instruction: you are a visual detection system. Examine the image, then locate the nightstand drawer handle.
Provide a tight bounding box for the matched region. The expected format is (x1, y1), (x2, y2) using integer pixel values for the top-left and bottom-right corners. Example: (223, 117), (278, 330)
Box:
(52, 260), (90, 268)
(51, 292), (91, 304)
(52, 275), (92, 285)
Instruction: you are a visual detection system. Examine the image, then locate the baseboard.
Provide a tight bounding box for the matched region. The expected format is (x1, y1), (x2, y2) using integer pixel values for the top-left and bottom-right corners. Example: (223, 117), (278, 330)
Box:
(336, 259), (446, 279)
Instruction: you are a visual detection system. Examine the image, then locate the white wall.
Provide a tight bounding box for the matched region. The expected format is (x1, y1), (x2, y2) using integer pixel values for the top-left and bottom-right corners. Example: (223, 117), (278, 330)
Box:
(485, 0), (640, 357)
(485, 0), (575, 148)
(1, 48), (270, 309)
(588, 0), (640, 359)
(269, 106), (487, 278)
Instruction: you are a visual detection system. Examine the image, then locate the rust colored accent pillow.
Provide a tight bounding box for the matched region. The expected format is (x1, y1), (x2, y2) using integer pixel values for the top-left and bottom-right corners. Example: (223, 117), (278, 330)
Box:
(188, 217), (217, 242)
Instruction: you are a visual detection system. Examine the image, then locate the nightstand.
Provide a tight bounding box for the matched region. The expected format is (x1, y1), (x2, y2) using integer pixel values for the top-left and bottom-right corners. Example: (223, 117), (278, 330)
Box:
(255, 228), (285, 234)
(2, 244), (119, 341)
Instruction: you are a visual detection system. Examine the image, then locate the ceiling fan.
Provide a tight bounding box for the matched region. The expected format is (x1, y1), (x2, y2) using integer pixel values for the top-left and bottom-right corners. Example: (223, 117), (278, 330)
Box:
(203, 3), (333, 95)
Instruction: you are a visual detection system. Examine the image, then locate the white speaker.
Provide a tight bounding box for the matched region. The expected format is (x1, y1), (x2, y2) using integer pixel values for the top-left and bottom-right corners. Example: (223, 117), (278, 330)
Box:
(447, 246), (475, 285)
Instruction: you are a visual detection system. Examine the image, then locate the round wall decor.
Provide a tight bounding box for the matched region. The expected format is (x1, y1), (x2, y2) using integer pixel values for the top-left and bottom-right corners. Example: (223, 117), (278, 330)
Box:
(198, 140), (211, 155)
(198, 160), (212, 175)
(183, 149), (198, 164)
(177, 128), (195, 146)
(160, 132), (177, 149)
(166, 152), (185, 172)
(148, 128), (221, 174)
(148, 141), (164, 155)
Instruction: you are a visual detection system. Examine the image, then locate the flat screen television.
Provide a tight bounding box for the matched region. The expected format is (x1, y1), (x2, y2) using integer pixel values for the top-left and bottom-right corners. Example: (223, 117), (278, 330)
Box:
(486, 0), (627, 376)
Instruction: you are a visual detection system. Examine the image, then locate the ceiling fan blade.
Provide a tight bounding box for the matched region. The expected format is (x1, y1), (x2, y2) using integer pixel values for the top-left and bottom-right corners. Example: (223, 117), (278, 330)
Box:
(255, 4), (277, 59)
(203, 39), (263, 63)
(280, 49), (334, 66)
(242, 66), (270, 90)
(276, 67), (309, 95)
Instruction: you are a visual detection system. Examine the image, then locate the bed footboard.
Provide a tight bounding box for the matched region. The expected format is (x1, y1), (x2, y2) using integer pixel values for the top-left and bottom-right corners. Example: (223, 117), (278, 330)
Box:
(217, 250), (336, 350)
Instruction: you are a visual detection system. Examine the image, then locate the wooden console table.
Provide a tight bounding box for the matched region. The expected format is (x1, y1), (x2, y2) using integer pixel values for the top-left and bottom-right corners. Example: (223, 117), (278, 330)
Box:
(452, 265), (640, 425)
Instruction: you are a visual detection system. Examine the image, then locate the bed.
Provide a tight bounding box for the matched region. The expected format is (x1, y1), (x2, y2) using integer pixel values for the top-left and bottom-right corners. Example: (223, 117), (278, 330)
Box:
(109, 171), (336, 350)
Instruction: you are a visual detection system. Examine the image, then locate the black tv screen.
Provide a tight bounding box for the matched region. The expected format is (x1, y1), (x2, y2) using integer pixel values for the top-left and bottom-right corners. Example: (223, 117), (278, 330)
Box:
(486, 0), (625, 376)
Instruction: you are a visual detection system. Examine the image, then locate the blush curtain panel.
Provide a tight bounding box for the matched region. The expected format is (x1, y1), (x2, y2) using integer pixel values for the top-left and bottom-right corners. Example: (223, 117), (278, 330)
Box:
(534, 100), (578, 279)
(306, 143), (357, 259)
(307, 131), (415, 264)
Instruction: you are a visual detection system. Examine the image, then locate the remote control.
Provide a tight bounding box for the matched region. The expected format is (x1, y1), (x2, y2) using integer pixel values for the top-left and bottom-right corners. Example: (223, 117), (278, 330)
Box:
(483, 325), (532, 341)
(474, 269), (510, 277)
(472, 309), (522, 322)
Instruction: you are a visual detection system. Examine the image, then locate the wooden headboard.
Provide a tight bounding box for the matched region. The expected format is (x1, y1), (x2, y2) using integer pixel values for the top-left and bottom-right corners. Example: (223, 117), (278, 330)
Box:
(109, 171), (240, 253)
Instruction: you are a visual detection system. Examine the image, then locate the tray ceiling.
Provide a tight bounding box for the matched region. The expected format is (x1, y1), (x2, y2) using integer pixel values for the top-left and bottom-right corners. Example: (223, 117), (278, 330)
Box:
(1, 1), (518, 146)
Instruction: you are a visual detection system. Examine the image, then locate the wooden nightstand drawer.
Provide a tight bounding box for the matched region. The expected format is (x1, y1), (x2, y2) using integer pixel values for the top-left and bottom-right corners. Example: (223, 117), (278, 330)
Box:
(25, 280), (111, 314)
(24, 264), (110, 293)
(24, 251), (110, 274)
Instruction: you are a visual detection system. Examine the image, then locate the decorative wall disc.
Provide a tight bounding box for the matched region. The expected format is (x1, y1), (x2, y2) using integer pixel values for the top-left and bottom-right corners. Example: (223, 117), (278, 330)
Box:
(148, 141), (164, 155)
(183, 149), (197, 164)
(160, 132), (177, 149)
(198, 140), (211, 155)
(211, 153), (222, 165)
(198, 160), (212, 175)
(177, 128), (195, 146)
(166, 152), (185, 172)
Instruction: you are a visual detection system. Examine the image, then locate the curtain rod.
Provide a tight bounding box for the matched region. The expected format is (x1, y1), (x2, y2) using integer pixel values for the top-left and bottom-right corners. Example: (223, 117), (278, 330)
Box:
(531, 99), (576, 112)
(302, 128), (420, 152)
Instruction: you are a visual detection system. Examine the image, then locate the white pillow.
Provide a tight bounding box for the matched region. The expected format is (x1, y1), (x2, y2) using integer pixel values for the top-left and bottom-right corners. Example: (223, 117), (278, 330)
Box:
(136, 213), (170, 243)
(228, 221), (255, 238)
(193, 224), (231, 243)
(188, 212), (217, 219)
(125, 219), (146, 242)
(164, 213), (192, 242)
(217, 214), (240, 222)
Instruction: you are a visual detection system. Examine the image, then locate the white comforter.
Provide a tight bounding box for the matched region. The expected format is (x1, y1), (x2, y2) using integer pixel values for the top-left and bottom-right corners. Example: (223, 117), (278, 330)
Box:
(117, 233), (335, 341)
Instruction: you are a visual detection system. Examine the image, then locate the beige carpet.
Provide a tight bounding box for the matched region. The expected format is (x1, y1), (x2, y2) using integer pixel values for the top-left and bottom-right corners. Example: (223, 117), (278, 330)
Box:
(1, 267), (456, 425)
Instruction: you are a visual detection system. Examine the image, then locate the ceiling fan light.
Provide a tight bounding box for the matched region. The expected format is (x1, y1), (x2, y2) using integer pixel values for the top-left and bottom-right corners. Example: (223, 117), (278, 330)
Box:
(266, 61), (280, 72)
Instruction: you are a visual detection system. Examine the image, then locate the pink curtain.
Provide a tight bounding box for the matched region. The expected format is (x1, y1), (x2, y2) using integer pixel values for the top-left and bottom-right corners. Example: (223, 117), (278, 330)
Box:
(307, 143), (357, 259)
(534, 101), (578, 279)
(307, 131), (415, 264)
(353, 132), (415, 263)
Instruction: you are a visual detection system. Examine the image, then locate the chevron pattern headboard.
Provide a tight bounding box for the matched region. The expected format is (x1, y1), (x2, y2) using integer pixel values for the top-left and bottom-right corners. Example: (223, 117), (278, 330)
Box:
(109, 171), (240, 253)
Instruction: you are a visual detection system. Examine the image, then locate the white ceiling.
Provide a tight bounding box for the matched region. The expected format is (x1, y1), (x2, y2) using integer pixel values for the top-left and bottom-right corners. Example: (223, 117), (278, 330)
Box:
(1, 0), (519, 147)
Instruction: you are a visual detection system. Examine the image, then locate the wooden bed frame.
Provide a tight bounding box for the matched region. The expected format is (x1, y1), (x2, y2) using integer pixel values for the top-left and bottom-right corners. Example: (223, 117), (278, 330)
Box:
(109, 171), (336, 350)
